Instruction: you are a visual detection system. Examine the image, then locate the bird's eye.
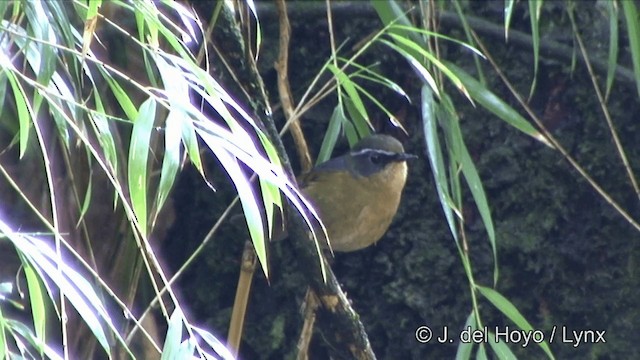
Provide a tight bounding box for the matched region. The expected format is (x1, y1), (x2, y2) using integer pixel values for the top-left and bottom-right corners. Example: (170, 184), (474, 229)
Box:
(370, 154), (383, 164)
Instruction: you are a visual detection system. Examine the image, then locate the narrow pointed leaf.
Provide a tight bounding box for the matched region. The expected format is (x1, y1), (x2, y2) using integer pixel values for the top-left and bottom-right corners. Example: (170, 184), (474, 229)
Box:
(477, 286), (555, 359)
(128, 98), (157, 237)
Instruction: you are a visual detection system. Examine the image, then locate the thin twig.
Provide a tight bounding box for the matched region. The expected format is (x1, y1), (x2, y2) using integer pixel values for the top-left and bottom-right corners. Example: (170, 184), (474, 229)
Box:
(568, 10), (640, 201)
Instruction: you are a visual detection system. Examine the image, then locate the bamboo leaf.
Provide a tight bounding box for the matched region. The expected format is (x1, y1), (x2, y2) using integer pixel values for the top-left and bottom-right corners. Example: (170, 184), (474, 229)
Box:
(455, 311), (475, 360)
(128, 98), (157, 237)
(437, 94), (497, 281)
(477, 286), (555, 360)
(528, 0), (543, 98)
(4, 71), (33, 159)
(327, 64), (369, 124)
(161, 309), (184, 360)
(155, 111), (182, 222)
(504, 0), (516, 40)
(623, 0), (640, 99)
(23, 262), (47, 348)
(445, 62), (552, 147)
(421, 85), (458, 244)
(486, 333), (517, 360)
(605, 1), (619, 99)
(317, 104), (346, 164)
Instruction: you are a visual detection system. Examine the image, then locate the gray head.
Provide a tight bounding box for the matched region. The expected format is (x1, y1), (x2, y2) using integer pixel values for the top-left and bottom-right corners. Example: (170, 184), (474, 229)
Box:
(349, 134), (416, 177)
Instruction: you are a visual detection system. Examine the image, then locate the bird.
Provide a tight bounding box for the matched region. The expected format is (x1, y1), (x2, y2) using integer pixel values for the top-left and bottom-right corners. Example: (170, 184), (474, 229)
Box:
(298, 134), (415, 252)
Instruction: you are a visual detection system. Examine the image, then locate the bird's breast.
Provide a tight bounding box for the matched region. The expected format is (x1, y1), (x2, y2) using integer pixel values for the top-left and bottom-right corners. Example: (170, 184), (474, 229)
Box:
(302, 162), (408, 252)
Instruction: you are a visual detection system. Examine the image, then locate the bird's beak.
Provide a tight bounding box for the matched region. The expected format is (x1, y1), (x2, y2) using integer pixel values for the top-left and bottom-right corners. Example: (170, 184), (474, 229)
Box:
(396, 152), (418, 162)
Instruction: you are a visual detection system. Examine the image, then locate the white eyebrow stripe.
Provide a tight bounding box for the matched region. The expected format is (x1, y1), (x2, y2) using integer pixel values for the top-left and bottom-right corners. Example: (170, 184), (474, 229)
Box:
(351, 149), (398, 157)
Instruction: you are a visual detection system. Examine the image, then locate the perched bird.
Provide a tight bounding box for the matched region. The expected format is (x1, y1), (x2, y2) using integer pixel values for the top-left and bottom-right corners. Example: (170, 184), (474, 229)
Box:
(299, 134), (415, 252)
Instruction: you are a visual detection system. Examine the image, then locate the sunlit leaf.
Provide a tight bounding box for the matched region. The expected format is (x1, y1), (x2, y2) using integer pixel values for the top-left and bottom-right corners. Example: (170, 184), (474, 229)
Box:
(4, 71), (33, 159)
(327, 64), (369, 125)
(0, 307), (7, 359)
(198, 132), (268, 278)
(91, 94), (119, 175)
(387, 34), (471, 101)
(192, 326), (235, 360)
(128, 98), (157, 237)
(23, 262), (47, 350)
(101, 71), (138, 121)
(3, 227), (112, 355)
(81, 0), (100, 59)
(246, 0), (262, 60)
(256, 132), (284, 238)
(161, 309), (184, 360)
(380, 39), (440, 98)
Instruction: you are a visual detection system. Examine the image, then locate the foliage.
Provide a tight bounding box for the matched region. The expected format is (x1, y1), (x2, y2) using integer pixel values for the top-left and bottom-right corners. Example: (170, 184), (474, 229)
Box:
(0, 0), (315, 358)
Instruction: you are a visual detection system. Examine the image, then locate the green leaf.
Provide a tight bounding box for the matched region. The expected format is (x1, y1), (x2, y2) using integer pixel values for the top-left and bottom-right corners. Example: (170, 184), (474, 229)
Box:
(155, 110), (182, 223)
(487, 331), (518, 360)
(343, 96), (371, 139)
(327, 64), (369, 124)
(438, 94), (497, 282)
(77, 170), (93, 226)
(528, 0), (542, 98)
(605, 1), (619, 99)
(487, 332), (517, 360)
(246, 0), (262, 59)
(0, 307), (6, 359)
(504, 0), (516, 40)
(477, 286), (555, 360)
(623, 0), (640, 99)
(421, 85), (458, 244)
(4, 71), (33, 159)
(455, 311), (475, 360)
(4, 318), (63, 360)
(102, 73), (138, 121)
(256, 132), (284, 238)
(445, 62), (552, 147)
(381, 39), (440, 98)
(317, 104), (346, 164)
(128, 98), (157, 237)
(198, 132), (268, 278)
(6, 230), (112, 356)
(86, 0), (102, 19)
(91, 94), (118, 175)
(387, 34), (471, 100)
(24, 262), (47, 350)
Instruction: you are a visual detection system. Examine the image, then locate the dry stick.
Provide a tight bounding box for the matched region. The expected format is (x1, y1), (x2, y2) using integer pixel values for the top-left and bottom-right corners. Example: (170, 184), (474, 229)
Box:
(275, 0), (312, 173)
(568, 14), (640, 201)
(227, 241), (257, 357)
(275, 0), (318, 358)
(470, 30), (640, 233)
